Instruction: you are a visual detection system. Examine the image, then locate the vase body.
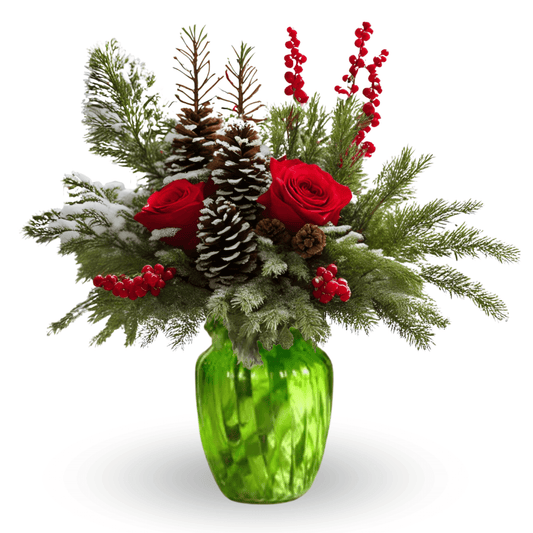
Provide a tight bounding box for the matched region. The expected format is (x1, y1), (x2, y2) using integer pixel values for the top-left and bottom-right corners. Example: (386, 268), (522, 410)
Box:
(195, 321), (333, 504)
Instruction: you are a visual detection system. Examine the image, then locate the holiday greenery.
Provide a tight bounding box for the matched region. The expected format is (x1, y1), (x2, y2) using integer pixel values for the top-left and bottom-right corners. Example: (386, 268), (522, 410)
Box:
(24, 24), (519, 368)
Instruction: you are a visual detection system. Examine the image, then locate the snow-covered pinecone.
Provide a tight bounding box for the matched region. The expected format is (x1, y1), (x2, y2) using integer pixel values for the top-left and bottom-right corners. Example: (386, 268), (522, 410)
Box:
(207, 119), (271, 222)
(165, 103), (222, 181)
(196, 196), (257, 289)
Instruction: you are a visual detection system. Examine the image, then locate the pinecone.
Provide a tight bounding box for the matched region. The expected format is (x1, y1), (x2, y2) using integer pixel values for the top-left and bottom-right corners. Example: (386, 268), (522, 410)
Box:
(165, 103), (223, 180)
(254, 218), (292, 246)
(207, 119), (271, 222)
(196, 196), (257, 289)
(291, 224), (326, 259)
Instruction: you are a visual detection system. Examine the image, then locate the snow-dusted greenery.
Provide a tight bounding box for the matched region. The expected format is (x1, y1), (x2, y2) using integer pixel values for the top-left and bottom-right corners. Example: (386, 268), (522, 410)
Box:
(24, 35), (519, 367)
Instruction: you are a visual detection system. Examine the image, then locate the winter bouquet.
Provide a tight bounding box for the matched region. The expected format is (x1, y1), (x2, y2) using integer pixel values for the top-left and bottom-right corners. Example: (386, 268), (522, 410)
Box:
(24, 24), (519, 368)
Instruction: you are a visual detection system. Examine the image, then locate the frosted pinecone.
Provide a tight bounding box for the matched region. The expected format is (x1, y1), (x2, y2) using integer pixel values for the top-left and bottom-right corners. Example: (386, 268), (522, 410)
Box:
(196, 196), (257, 289)
(207, 118), (271, 222)
(165, 103), (222, 181)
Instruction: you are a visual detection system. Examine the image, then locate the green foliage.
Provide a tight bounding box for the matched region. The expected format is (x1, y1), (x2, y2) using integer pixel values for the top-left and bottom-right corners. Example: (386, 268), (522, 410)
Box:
(347, 147), (433, 235)
(419, 263), (509, 320)
(83, 39), (175, 188)
(322, 96), (370, 193)
(260, 93), (330, 165)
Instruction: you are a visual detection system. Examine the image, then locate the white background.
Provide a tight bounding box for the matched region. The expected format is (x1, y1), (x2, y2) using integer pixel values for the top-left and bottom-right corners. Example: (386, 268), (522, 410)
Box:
(2, 1), (532, 531)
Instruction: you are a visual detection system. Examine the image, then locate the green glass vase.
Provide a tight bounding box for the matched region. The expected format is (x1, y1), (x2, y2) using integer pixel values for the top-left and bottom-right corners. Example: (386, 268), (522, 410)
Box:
(195, 321), (333, 504)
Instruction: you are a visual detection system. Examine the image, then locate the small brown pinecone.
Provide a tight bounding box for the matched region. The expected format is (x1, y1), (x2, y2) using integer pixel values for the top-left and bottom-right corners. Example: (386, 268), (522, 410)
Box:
(254, 218), (292, 246)
(291, 224), (326, 259)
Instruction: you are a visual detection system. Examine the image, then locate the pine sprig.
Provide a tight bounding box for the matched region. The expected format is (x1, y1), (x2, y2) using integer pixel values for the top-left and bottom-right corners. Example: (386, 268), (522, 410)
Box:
(218, 42), (265, 122)
(173, 25), (223, 112)
(82, 39), (173, 186)
(323, 96), (371, 193)
(350, 147), (433, 235)
(419, 263), (509, 320)
(370, 198), (484, 261)
(416, 223), (520, 263)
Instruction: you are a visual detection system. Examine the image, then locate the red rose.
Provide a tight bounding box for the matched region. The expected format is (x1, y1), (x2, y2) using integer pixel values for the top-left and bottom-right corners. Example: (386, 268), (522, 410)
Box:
(257, 158), (352, 233)
(134, 179), (206, 250)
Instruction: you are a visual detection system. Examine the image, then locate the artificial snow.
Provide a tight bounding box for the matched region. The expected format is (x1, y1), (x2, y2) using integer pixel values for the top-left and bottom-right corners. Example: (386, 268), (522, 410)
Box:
(336, 231), (365, 243)
(163, 168), (209, 185)
(149, 227), (180, 240)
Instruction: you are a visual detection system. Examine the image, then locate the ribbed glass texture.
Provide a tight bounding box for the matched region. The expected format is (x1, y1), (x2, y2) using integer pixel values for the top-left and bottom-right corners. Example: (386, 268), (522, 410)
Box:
(195, 321), (333, 504)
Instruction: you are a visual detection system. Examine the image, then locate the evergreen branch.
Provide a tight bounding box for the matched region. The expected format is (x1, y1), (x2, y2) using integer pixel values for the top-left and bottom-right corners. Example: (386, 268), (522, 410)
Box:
(219, 42), (265, 122)
(419, 263), (509, 320)
(175, 25), (223, 112)
(48, 292), (99, 335)
(351, 148), (433, 234)
(372, 293), (449, 350)
(370, 198), (483, 260)
(82, 39), (173, 186)
(322, 96), (370, 193)
(415, 223), (520, 263)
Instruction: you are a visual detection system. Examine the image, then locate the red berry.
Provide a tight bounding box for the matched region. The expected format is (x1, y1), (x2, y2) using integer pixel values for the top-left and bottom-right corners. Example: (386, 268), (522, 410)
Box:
(312, 289), (322, 299)
(355, 38), (363, 48)
(323, 270), (334, 283)
(319, 293), (333, 304)
(93, 275), (104, 287)
(336, 284), (349, 296)
(119, 289), (129, 298)
(103, 280), (114, 291)
(123, 278), (134, 290)
(145, 272), (160, 288)
(141, 265), (154, 274)
(156, 279), (166, 289)
(337, 277), (348, 286)
(327, 263), (338, 276)
(112, 286), (121, 296)
(161, 270), (174, 281)
(150, 288), (161, 297)
(340, 291), (351, 302)
(326, 280), (339, 294)
(312, 276), (324, 289)
(316, 266), (327, 277)
(136, 286), (148, 297)
(128, 292), (138, 301)
(154, 264), (165, 274)
(133, 275), (143, 286)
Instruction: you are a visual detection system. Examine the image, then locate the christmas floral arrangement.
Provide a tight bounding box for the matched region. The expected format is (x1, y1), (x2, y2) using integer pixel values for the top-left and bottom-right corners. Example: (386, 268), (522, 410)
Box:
(24, 24), (519, 368)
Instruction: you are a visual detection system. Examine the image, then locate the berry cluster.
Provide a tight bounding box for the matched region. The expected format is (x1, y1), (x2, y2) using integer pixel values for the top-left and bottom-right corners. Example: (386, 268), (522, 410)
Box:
(312, 263), (351, 304)
(283, 27), (309, 104)
(93, 264), (176, 300)
(335, 21), (388, 160)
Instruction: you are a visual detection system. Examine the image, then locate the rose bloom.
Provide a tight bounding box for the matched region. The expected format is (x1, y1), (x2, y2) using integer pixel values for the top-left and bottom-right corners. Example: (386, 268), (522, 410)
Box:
(257, 158), (352, 233)
(134, 179), (206, 250)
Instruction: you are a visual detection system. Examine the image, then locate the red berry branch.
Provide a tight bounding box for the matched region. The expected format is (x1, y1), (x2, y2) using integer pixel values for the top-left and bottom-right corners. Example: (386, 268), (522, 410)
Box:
(93, 264), (176, 300)
(312, 263), (351, 304)
(283, 27), (309, 104)
(335, 21), (388, 160)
